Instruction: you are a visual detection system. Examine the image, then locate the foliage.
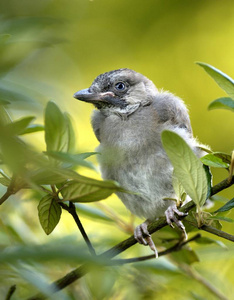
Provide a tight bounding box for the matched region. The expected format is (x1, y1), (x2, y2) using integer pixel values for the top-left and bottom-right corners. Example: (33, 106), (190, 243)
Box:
(1, 56), (234, 298)
(1, 3), (234, 299)
(0, 100), (126, 235)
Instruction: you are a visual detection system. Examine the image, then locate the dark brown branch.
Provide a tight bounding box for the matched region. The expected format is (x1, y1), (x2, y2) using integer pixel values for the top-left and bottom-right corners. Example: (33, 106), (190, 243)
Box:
(5, 285), (16, 300)
(59, 201), (96, 256)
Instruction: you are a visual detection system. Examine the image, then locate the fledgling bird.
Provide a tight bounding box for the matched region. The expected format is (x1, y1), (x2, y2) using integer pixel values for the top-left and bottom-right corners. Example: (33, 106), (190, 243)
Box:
(74, 69), (203, 256)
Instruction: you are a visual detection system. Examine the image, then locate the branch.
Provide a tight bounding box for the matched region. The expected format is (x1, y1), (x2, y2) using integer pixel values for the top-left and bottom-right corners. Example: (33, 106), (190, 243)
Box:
(186, 220), (234, 242)
(210, 175), (234, 195)
(0, 189), (13, 205)
(27, 175), (234, 300)
(5, 285), (16, 300)
(0, 175), (21, 205)
(59, 201), (96, 256)
(111, 233), (201, 264)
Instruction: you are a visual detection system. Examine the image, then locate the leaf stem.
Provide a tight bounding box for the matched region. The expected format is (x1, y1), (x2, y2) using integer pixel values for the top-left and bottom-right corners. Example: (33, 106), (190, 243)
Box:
(5, 285), (16, 300)
(60, 202), (96, 256)
(0, 189), (13, 205)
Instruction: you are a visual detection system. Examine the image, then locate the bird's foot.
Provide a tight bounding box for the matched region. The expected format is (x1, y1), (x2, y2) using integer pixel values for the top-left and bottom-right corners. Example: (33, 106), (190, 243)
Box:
(165, 206), (188, 240)
(134, 220), (158, 258)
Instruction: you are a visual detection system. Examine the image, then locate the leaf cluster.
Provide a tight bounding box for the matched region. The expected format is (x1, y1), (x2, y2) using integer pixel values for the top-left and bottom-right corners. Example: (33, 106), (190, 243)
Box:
(0, 101), (127, 235)
(0, 62), (234, 300)
(161, 62), (234, 227)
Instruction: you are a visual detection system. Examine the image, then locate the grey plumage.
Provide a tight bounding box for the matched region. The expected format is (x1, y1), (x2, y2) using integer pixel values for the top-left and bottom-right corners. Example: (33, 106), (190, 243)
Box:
(74, 68), (203, 254)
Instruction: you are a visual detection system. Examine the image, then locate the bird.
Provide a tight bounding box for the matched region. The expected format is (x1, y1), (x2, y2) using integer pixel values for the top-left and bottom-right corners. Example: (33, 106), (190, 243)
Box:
(73, 68), (203, 256)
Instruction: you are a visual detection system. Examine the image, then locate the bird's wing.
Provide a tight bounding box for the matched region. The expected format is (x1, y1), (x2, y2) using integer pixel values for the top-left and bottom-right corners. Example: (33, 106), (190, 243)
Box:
(152, 92), (193, 135)
(91, 110), (104, 142)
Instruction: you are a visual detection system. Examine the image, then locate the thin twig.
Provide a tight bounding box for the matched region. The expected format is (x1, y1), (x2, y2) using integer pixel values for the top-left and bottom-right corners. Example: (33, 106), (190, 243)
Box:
(0, 189), (13, 205)
(111, 233), (201, 265)
(59, 201), (96, 256)
(5, 285), (16, 300)
(210, 175), (234, 195)
(0, 175), (20, 205)
(196, 223), (233, 242)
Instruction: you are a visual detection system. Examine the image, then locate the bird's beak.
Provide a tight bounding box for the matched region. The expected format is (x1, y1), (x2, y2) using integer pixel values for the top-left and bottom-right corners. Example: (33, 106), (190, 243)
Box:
(73, 88), (115, 103)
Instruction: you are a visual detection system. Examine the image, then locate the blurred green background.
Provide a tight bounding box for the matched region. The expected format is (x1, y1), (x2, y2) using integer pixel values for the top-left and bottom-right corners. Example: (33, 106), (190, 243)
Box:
(0, 0), (234, 299)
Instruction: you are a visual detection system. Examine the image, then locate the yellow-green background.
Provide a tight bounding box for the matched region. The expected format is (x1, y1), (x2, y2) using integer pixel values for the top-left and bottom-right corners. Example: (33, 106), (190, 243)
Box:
(0, 0), (234, 299)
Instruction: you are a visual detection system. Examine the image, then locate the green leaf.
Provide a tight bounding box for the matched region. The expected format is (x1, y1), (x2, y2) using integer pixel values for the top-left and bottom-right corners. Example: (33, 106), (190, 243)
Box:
(214, 198), (234, 213)
(212, 152), (232, 164)
(208, 97), (234, 112)
(209, 215), (234, 223)
(38, 194), (62, 235)
(0, 106), (12, 126)
(0, 177), (10, 186)
(75, 203), (113, 222)
(76, 152), (99, 160)
(172, 173), (186, 200)
(45, 151), (96, 170)
(44, 101), (68, 153)
(6, 116), (35, 135)
(0, 85), (36, 104)
(203, 165), (212, 199)
(0, 169), (11, 186)
(0, 99), (10, 105)
(0, 34), (11, 44)
(197, 62), (234, 98)
(61, 180), (120, 203)
(0, 242), (100, 264)
(161, 130), (208, 208)
(60, 168), (126, 190)
(20, 124), (44, 135)
(201, 153), (229, 168)
(208, 219), (222, 230)
(64, 112), (76, 153)
(170, 248), (199, 265)
(29, 168), (68, 185)
(195, 236), (226, 248)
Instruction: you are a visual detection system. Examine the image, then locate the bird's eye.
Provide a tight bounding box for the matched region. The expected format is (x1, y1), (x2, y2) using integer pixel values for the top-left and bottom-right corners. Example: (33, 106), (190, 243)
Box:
(115, 82), (126, 91)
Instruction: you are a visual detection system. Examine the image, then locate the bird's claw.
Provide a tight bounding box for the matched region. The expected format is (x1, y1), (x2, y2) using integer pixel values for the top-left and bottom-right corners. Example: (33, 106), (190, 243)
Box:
(134, 221), (158, 258)
(165, 206), (188, 240)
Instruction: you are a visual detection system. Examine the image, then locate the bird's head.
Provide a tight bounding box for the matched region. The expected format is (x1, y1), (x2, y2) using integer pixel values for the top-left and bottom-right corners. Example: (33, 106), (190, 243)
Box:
(73, 69), (158, 112)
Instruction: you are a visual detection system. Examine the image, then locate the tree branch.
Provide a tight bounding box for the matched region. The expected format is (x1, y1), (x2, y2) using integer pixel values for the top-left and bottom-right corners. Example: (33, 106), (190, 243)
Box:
(0, 189), (13, 205)
(59, 201), (96, 256)
(5, 285), (16, 300)
(111, 233), (201, 264)
(210, 175), (234, 195)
